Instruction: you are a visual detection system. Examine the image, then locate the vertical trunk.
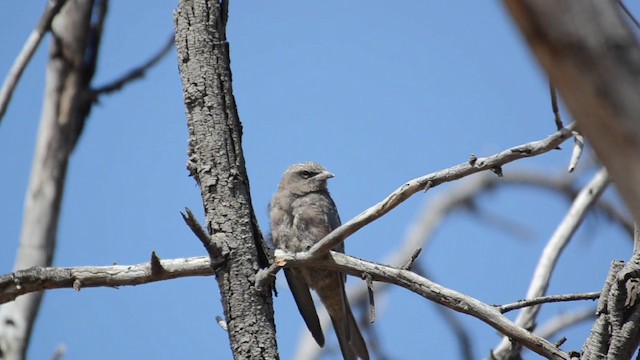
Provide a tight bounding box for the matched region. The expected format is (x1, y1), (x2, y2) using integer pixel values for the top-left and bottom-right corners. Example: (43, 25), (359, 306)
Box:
(0, 1), (96, 359)
(173, 1), (278, 359)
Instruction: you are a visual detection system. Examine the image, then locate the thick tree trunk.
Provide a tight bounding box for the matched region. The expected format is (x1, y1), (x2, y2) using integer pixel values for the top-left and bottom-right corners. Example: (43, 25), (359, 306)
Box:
(0, 1), (96, 359)
(504, 0), (640, 225)
(174, 1), (278, 359)
(500, 1), (640, 359)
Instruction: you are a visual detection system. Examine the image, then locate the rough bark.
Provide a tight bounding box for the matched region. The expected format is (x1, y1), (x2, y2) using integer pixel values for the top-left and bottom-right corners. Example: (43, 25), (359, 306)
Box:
(503, 0), (640, 225)
(0, 1), (96, 359)
(173, 1), (278, 359)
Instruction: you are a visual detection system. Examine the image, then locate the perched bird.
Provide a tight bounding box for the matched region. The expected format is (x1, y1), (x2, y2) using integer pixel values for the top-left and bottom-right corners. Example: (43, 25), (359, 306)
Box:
(269, 162), (369, 360)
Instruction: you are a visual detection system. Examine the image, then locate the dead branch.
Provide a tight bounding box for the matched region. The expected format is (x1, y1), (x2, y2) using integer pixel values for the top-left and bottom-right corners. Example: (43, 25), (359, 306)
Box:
(0, 256), (212, 304)
(256, 124), (576, 289)
(276, 250), (570, 360)
(498, 292), (600, 314)
(0, 0), (68, 122)
(91, 35), (174, 97)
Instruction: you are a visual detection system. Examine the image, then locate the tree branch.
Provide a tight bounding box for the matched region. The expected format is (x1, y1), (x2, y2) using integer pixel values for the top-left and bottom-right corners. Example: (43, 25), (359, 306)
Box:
(0, 0), (68, 122)
(307, 124), (575, 258)
(498, 292), (600, 314)
(0, 1), (100, 358)
(91, 35), (174, 97)
(291, 166), (627, 359)
(0, 256), (212, 304)
(256, 124), (576, 288)
(275, 250), (570, 360)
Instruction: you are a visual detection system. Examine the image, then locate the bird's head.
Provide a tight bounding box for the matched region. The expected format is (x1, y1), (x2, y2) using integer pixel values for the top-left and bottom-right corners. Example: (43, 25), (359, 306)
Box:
(278, 162), (335, 196)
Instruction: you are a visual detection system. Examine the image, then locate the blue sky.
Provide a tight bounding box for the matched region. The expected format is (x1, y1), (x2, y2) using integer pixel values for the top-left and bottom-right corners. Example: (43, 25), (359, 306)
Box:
(0, 2), (636, 359)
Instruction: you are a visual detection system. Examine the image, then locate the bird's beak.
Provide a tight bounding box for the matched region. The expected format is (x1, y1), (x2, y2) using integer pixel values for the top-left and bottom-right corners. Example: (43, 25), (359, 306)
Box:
(315, 171), (335, 181)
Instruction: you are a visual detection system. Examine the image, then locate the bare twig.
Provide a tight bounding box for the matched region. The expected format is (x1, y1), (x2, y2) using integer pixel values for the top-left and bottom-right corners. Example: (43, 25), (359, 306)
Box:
(0, 0), (68, 122)
(91, 35), (174, 96)
(402, 248), (422, 271)
(362, 273), (375, 323)
(0, 256), (212, 304)
(492, 168), (610, 358)
(498, 292), (600, 313)
(567, 132), (584, 173)
(549, 82), (563, 130)
(180, 208), (223, 260)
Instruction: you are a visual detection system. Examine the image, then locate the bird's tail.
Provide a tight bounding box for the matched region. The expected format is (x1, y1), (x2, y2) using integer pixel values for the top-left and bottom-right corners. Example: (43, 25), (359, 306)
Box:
(330, 302), (369, 360)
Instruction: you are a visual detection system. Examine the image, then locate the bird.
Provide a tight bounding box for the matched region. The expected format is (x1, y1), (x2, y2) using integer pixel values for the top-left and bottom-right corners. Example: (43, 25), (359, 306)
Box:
(269, 162), (369, 360)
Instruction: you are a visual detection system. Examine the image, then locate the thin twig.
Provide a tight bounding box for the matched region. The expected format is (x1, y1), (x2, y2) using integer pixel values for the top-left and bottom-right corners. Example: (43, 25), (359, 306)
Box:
(402, 248), (422, 270)
(549, 81), (563, 130)
(362, 273), (375, 323)
(568, 132), (584, 172)
(91, 35), (174, 96)
(498, 292), (600, 313)
(180, 207), (223, 260)
(0, 0), (68, 122)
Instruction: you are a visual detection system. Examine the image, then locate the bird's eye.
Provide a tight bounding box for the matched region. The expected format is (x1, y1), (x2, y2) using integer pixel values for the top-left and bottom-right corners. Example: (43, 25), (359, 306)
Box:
(300, 171), (312, 179)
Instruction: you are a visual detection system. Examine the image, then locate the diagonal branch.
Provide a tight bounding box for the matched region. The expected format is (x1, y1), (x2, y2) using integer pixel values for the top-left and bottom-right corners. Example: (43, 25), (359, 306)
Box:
(0, 0), (68, 122)
(308, 124), (575, 257)
(292, 166), (628, 359)
(275, 250), (571, 360)
(91, 35), (174, 97)
(256, 123), (576, 288)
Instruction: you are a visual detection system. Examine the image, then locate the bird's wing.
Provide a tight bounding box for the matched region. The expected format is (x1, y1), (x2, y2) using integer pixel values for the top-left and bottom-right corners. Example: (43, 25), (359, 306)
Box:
(291, 192), (341, 248)
(283, 268), (325, 347)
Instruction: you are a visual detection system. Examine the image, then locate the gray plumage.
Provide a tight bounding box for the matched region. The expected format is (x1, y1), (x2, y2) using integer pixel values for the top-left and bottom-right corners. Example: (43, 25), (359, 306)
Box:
(270, 162), (369, 360)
